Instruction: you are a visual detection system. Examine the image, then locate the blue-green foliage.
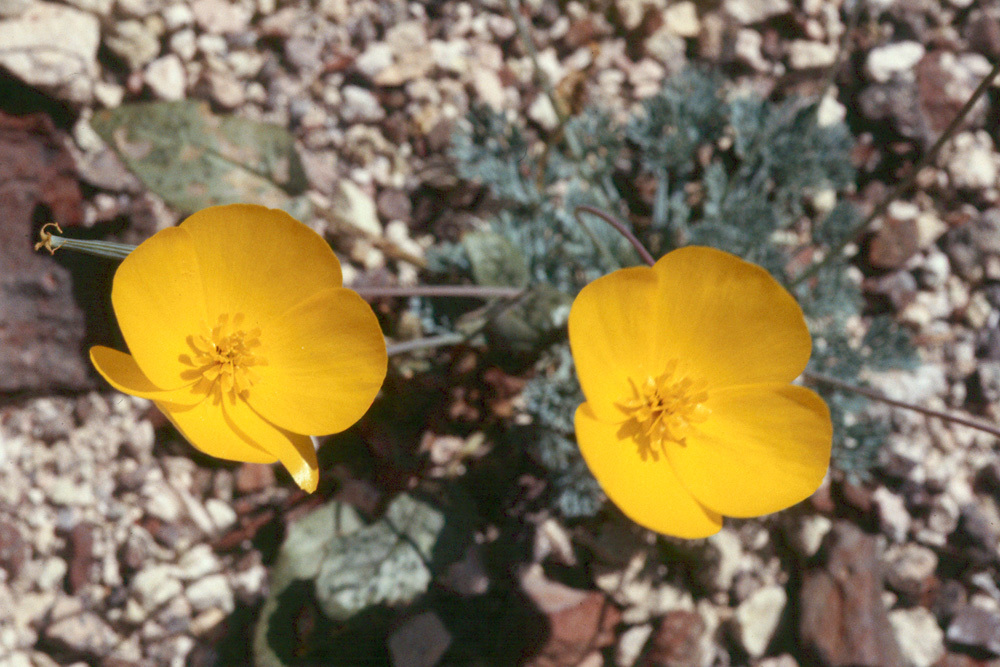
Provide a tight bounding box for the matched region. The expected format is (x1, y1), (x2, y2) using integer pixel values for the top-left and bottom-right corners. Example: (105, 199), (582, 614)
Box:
(446, 70), (915, 515)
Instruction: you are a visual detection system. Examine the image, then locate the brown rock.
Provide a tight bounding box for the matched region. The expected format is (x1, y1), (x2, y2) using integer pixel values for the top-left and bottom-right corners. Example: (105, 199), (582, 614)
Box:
(234, 463), (276, 495)
(946, 606), (1000, 657)
(637, 610), (705, 667)
(0, 111), (92, 393)
(869, 217), (920, 270)
(522, 566), (621, 667)
(0, 519), (28, 580)
(798, 521), (905, 667)
(66, 523), (95, 593)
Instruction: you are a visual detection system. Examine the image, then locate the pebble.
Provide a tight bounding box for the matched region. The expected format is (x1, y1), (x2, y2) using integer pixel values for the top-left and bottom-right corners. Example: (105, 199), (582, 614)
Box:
(131, 565), (184, 612)
(340, 85), (386, 123)
(885, 543), (938, 602)
(616, 624), (653, 667)
(787, 40), (838, 69)
(191, 0), (251, 34)
(145, 54), (187, 100)
(724, 0), (790, 25)
(888, 606), (945, 667)
(0, 2), (100, 102)
(186, 574), (234, 613)
(946, 606), (1000, 655)
(44, 596), (118, 658)
(866, 41), (925, 83)
(734, 585), (787, 658)
(664, 1), (700, 37)
(941, 131), (1000, 191)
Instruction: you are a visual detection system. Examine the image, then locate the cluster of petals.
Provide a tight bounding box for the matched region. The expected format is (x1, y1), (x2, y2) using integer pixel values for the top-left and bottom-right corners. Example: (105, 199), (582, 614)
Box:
(90, 204), (387, 492)
(568, 246), (832, 538)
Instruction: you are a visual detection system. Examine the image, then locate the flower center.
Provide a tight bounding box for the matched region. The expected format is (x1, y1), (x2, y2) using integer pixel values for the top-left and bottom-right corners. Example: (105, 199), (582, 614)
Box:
(617, 361), (710, 460)
(187, 313), (264, 399)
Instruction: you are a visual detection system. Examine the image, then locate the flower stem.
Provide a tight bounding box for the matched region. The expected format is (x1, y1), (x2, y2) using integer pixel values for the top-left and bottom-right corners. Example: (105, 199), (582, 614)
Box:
(792, 57), (1000, 288)
(574, 205), (657, 267)
(354, 285), (524, 299)
(803, 370), (1000, 439)
(35, 224), (136, 260)
(386, 333), (466, 356)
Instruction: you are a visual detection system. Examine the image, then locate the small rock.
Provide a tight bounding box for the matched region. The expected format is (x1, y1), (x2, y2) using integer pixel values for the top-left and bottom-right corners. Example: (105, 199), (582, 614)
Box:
(190, 0), (251, 34)
(885, 543), (937, 603)
(940, 131), (999, 192)
(388, 612), (452, 667)
(793, 515), (832, 558)
(355, 42), (394, 80)
(527, 94), (559, 131)
(799, 521), (905, 667)
(873, 487), (912, 543)
(329, 180), (382, 238)
(887, 607), (945, 667)
(131, 565), (183, 612)
(105, 19), (161, 70)
(45, 596), (118, 657)
(340, 85), (386, 124)
(176, 544), (220, 581)
(636, 610), (704, 667)
(186, 574), (234, 614)
(0, 2), (100, 102)
(946, 606), (1000, 656)
(866, 42), (925, 83)
(205, 498), (237, 531)
(735, 585), (787, 658)
(201, 69), (244, 109)
(145, 54), (186, 100)
(663, 1), (699, 38)
(787, 40), (837, 69)
(616, 624), (653, 667)
(724, 0), (790, 25)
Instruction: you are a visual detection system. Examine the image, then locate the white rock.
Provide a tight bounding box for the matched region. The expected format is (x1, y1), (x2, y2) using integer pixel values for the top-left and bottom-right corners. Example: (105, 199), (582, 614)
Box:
(865, 41), (925, 83)
(131, 566), (183, 612)
(105, 19), (161, 70)
(205, 498), (237, 530)
(191, 0), (251, 34)
(817, 93), (847, 127)
(888, 607), (945, 667)
(169, 29), (197, 61)
(176, 544), (220, 581)
(340, 85), (385, 123)
(0, 2), (100, 102)
(186, 574), (234, 613)
(873, 487), (911, 542)
(145, 54), (186, 100)
(616, 624), (653, 667)
(470, 68), (506, 110)
(355, 42), (394, 80)
(706, 529), (742, 592)
(330, 180), (382, 237)
(734, 28), (769, 71)
(162, 3), (193, 29)
(664, 1), (700, 37)
(735, 585), (787, 658)
(46, 596), (118, 656)
(527, 94), (560, 131)
(725, 0), (790, 24)
(787, 40), (837, 69)
(794, 515), (832, 557)
(941, 131), (999, 192)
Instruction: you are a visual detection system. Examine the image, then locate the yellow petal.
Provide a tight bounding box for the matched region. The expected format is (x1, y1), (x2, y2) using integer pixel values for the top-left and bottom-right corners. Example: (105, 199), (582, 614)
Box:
(575, 403), (722, 538)
(222, 395), (319, 493)
(247, 287), (387, 436)
(179, 204), (343, 327)
(568, 267), (660, 422)
(90, 346), (204, 405)
(159, 396), (277, 465)
(111, 227), (208, 389)
(667, 384), (832, 518)
(650, 246), (812, 389)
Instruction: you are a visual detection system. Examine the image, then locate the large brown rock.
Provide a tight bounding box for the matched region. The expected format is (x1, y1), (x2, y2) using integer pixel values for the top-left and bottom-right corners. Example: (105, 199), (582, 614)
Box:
(0, 111), (93, 393)
(799, 521), (905, 667)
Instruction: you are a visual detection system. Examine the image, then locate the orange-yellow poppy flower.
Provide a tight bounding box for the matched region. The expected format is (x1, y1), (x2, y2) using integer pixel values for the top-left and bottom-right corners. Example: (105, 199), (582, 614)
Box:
(568, 246), (832, 538)
(89, 204), (387, 492)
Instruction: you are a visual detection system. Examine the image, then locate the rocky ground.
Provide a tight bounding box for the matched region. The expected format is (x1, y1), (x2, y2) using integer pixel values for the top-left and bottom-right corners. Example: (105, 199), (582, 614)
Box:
(2, 0), (1000, 666)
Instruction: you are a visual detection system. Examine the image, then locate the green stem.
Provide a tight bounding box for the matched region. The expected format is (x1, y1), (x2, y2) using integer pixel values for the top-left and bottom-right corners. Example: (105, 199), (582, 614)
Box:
(792, 57), (1000, 288)
(575, 206), (656, 267)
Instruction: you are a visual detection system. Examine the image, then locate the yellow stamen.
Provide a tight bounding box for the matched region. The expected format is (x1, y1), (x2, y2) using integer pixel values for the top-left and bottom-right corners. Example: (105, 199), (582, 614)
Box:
(186, 313), (265, 400)
(617, 361), (710, 460)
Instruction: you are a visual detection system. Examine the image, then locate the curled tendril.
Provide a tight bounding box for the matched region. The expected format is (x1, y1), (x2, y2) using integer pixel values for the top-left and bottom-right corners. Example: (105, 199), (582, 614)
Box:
(34, 223), (64, 255)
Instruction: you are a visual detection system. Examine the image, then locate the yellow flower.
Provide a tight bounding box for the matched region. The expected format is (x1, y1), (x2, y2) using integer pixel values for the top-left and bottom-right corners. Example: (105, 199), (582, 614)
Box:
(89, 204), (387, 492)
(568, 246), (832, 538)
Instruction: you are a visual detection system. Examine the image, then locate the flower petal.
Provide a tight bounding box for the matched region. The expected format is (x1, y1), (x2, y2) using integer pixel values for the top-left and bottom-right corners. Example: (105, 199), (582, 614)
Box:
(247, 287), (387, 436)
(667, 384), (832, 518)
(651, 246), (812, 389)
(179, 204), (343, 327)
(159, 396), (277, 465)
(568, 267), (660, 422)
(222, 396), (319, 493)
(90, 346), (204, 405)
(576, 403), (722, 538)
(111, 227), (208, 389)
